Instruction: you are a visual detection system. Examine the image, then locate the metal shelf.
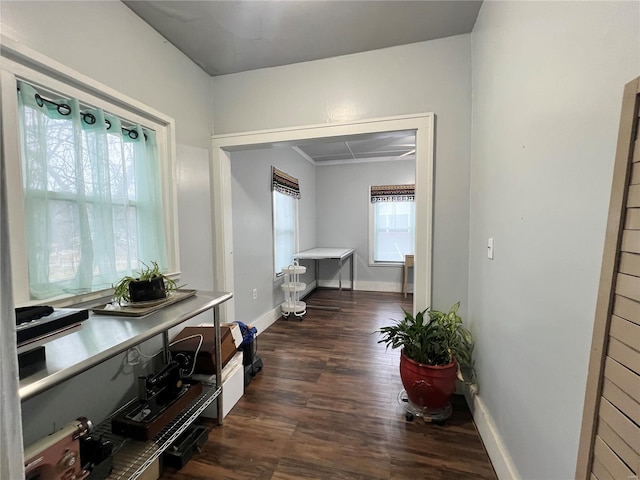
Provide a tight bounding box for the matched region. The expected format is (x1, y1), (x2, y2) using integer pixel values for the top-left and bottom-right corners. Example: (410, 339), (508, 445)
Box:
(20, 290), (232, 480)
(92, 384), (221, 480)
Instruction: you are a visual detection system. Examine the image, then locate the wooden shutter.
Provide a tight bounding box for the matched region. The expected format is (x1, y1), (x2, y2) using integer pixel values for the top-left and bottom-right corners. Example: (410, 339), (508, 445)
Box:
(576, 77), (640, 479)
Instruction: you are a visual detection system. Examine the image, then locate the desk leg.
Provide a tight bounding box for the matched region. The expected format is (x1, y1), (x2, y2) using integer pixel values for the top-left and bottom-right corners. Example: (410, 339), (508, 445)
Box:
(350, 252), (354, 291)
(338, 258), (343, 295)
(304, 257), (341, 312)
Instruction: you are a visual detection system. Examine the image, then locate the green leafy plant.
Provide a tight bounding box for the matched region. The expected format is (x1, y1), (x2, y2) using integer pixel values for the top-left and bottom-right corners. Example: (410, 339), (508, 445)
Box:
(377, 302), (475, 383)
(112, 261), (177, 304)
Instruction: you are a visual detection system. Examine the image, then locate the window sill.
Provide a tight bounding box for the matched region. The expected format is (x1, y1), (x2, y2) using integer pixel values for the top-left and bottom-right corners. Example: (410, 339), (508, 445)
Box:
(368, 262), (405, 268)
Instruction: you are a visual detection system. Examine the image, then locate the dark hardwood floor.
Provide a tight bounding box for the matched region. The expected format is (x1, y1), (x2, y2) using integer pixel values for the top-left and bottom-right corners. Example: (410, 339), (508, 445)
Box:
(161, 290), (496, 480)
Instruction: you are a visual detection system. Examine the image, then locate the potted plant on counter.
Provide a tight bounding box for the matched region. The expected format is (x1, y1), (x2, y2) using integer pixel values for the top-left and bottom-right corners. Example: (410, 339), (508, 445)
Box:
(377, 302), (475, 419)
(112, 261), (177, 305)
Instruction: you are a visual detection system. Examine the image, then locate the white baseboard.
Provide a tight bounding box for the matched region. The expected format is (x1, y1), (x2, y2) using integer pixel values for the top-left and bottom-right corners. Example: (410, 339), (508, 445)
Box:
(252, 281), (317, 335)
(318, 279), (407, 293)
(252, 279), (406, 335)
(251, 305), (281, 336)
(463, 385), (520, 480)
(302, 280), (317, 298)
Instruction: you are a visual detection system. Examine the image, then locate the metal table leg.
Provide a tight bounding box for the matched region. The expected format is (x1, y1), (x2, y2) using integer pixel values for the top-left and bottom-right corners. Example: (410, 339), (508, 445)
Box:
(305, 257), (341, 312)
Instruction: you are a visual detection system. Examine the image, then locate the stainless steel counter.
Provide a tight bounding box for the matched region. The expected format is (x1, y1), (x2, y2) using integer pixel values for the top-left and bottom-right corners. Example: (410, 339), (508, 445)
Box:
(19, 291), (233, 401)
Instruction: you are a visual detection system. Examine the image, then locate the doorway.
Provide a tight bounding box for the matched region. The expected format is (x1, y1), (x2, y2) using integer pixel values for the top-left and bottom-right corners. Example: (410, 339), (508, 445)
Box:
(211, 114), (434, 322)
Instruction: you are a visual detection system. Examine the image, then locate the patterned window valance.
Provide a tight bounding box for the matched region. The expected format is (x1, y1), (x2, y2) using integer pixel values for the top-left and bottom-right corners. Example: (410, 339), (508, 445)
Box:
(272, 167), (301, 199)
(370, 184), (415, 203)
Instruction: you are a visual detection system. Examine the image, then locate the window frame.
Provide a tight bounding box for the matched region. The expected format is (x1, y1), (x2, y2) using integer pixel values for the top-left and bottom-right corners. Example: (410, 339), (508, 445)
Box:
(1, 40), (180, 307)
(368, 194), (416, 267)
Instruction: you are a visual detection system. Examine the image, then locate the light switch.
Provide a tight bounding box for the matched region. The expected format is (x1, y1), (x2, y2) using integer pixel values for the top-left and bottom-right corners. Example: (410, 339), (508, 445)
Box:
(488, 238), (494, 260)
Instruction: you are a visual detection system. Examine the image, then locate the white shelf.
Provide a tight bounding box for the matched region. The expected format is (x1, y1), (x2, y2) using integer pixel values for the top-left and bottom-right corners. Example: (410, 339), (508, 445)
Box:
(280, 261), (306, 318)
(281, 265), (306, 275)
(281, 300), (306, 314)
(281, 282), (306, 292)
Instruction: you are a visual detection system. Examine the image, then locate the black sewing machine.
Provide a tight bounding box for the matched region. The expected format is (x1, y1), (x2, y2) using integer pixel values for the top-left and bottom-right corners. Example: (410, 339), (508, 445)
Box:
(111, 361), (202, 441)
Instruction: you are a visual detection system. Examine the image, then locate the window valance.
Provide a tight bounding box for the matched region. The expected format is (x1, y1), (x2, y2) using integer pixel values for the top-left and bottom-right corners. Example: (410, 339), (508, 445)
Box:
(272, 166), (301, 199)
(370, 184), (415, 203)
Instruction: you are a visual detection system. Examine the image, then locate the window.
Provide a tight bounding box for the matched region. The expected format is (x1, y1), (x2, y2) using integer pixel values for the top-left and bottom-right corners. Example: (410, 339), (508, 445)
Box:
(0, 50), (178, 306)
(369, 184), (415, 264)
(272, 167), (300, 276)
(16, 81), (170, 301)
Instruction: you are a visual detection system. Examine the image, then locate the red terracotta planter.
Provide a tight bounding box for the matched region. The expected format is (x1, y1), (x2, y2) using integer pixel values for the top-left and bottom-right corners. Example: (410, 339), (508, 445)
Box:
(400, 350), (457, 409)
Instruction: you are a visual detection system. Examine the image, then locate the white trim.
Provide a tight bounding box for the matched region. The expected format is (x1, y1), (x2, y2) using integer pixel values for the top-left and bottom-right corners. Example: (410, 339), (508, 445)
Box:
(0, 36), (171, 125)
(251, 281), (316, 334)
(250, 305), (283, 336)
(290, 144), (417, 167)
(317, 279), (407, 293)
(212, 113), (434, 318)
(314, 154), (416, 167)
(213, 113), (430, 145)
(464, 386), (521, 480)
(368, 262), (405, 267)
(291, 146), (315, 165)
(0, 69), (29, 304)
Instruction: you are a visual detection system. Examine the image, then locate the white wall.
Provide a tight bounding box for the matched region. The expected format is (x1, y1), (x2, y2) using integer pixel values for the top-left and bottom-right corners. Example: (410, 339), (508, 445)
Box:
(1, 1), (213, 149)
(230, 146), (317, 322)
(316, 159), (415, 291)
(0, 1), (217, 444)
(213, 35), (472, 315)
(469, 2), (640, 478)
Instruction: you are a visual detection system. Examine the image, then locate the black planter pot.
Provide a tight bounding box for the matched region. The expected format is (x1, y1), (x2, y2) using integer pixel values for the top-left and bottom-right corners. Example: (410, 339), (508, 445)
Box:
(128, 276), (166, 303)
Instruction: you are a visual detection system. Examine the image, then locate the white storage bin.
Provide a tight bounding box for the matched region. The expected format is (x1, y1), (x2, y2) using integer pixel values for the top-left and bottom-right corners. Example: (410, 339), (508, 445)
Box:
(199, 351), (244, 419)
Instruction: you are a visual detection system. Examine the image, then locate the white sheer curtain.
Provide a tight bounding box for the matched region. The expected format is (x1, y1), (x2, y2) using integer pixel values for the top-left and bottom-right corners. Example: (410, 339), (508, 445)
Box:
(273, 190), (297, 274)
(17, 81), (168, 300)
(0, 86), (24, 479)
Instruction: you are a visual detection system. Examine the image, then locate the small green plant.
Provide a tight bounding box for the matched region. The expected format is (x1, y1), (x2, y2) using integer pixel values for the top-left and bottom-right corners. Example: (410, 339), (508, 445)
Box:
(112, 261), (177, 304)
(377, 302), (475, 383)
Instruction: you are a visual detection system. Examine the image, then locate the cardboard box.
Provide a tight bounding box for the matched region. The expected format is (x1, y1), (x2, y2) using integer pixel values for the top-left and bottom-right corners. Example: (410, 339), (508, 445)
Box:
(137, 456), (160, 480)
(169, 325), (237, 374)
(201, 351), (244, 419)
(222, 322), (243, 349)
(201, 322), (242, 349)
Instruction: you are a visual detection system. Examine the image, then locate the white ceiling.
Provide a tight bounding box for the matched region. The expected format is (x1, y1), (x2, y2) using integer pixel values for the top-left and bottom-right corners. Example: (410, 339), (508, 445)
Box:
(123, 0), (482, 77)
(294, 131), (416, 164)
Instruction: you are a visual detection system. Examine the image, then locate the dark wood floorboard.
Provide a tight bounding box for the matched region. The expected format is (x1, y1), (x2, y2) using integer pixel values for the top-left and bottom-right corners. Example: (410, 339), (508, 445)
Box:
(160, 290), (496, 480)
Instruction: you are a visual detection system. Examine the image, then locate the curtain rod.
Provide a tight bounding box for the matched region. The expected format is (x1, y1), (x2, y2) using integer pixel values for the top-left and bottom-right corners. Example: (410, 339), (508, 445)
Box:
(18, 87), (145, 141)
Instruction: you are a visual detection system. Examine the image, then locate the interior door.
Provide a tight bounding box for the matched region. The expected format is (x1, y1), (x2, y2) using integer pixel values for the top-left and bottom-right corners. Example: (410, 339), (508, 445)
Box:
(576, 76), (640, 479)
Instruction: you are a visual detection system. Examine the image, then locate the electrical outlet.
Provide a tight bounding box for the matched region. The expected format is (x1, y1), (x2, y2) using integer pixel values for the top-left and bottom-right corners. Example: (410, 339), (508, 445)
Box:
(252, 288), (257, 300)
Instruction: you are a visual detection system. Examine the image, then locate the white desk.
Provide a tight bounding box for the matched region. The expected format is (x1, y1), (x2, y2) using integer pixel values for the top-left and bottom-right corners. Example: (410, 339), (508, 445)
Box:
(294, 247), (354, 311)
